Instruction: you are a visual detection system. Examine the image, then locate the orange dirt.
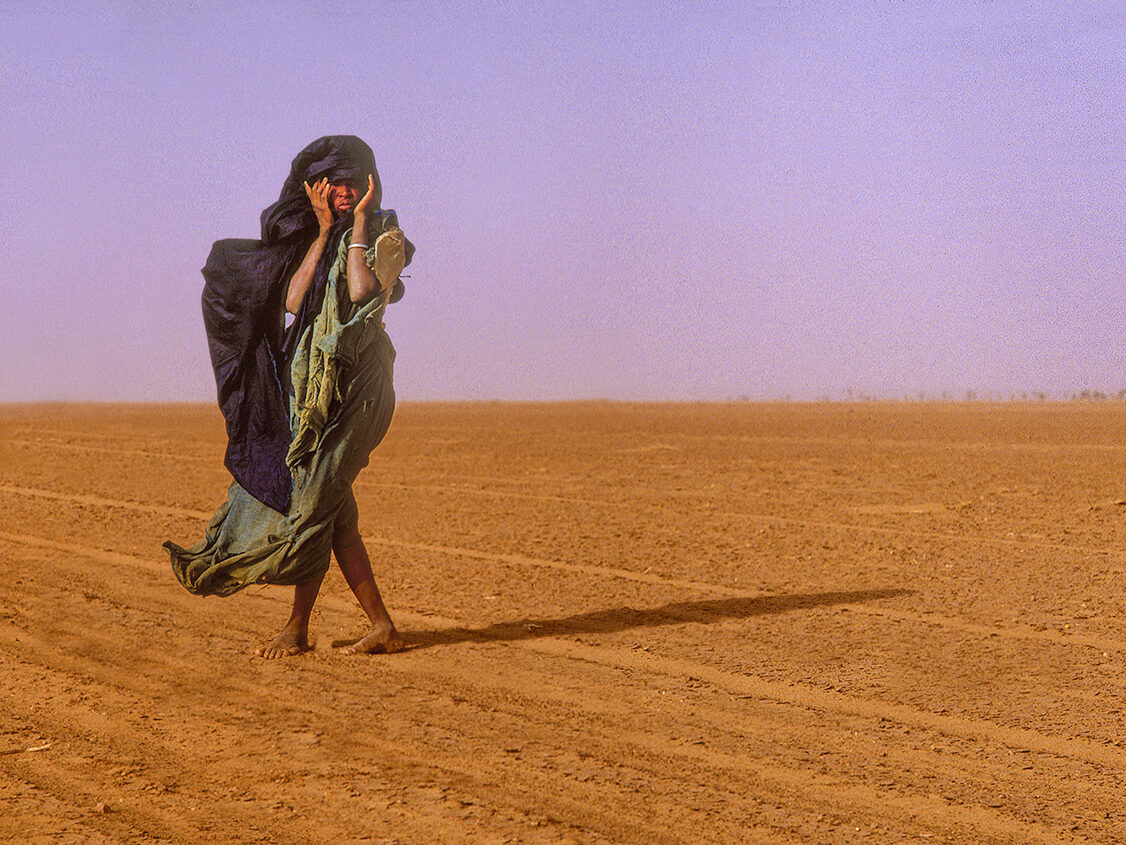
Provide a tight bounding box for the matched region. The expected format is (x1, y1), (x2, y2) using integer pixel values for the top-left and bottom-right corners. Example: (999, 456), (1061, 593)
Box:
(3, 401), (1126, 844)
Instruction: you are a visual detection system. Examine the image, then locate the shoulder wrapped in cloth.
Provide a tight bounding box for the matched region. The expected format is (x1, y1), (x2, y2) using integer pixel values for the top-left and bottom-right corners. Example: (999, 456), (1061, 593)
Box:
(199, 135), (410, 513)
(166, 217), (409, 596)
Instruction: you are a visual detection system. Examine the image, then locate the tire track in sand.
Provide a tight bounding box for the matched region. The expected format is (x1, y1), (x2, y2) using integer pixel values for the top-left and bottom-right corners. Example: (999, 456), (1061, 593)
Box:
(0, 538), (1075, 844)
(1, 449), (1115, 557)
(3, 439), (1113, 547)
(669, 430), (1126, 454)
(0, 484), (206, 520)
(16, 428), (1126, 456)
(0, 545), (787, 845)
(3, 437), (213, 463)
(2, 482), (1124, 657)
(4, 529), (1126, 780)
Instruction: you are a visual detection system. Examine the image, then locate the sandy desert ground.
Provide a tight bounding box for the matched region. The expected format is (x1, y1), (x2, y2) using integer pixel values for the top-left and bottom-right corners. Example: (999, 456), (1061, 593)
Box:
(4, 401), (1126, 843)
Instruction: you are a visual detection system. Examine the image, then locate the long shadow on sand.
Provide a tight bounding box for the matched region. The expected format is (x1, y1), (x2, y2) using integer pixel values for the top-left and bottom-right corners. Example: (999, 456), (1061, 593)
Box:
(402, 588), (912, 651)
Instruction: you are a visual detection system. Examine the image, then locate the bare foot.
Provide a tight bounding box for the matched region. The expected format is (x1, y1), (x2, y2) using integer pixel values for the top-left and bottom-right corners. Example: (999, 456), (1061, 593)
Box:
(340, 621), (405, 655)
(254, 625), (310, 659)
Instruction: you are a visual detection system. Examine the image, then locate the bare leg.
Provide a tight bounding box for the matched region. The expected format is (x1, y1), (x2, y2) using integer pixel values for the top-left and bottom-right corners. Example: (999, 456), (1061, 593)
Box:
(333, 531), (404, 654)
(254, 571), (325, 658)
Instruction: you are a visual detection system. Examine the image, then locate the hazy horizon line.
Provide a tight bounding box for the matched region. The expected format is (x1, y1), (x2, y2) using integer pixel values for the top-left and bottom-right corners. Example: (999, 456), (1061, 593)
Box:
(4, 391), (1126, 408)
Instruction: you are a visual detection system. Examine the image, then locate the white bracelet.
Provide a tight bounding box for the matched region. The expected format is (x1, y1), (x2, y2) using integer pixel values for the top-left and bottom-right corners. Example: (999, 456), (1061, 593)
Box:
(348, 242), (369, 250)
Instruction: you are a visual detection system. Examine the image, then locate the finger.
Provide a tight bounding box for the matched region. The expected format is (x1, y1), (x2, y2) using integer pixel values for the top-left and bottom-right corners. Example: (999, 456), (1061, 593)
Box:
(357, 173), (375, 205)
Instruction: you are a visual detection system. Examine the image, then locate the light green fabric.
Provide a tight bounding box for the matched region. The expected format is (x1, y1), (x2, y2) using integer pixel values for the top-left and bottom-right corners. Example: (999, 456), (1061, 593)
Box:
(165, 230), (396, 596)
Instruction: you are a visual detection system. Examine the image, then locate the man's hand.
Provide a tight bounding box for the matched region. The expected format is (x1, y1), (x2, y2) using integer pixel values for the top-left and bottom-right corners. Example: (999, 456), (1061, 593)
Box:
(303, 177), (334, 233)
(353, 173), (377, 221)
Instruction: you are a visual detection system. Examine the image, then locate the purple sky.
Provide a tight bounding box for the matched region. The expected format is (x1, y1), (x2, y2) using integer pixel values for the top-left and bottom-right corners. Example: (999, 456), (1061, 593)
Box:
(2, 1), (1124, 401)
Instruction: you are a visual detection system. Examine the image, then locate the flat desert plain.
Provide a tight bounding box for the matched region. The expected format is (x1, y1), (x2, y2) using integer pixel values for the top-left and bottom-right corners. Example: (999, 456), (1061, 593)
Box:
(4, 401), (1126, 844)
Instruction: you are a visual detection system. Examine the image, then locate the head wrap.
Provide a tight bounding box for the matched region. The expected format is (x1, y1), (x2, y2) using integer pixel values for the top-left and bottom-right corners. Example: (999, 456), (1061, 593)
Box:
(262, 135), (382, 245)
(200, 136), (382, 513)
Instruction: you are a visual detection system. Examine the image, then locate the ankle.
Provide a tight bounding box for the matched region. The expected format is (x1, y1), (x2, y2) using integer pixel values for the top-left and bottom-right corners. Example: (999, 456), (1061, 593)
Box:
(283, 616), (309, 634)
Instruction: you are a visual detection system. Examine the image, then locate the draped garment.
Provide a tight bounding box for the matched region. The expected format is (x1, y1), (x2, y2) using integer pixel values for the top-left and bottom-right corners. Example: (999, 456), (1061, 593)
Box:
(200, 135), (406, 512)
(165, 229), (402, 596)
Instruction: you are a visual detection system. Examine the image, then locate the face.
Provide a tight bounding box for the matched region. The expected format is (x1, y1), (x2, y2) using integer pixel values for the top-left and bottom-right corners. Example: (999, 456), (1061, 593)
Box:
(327, 178), (362, 216)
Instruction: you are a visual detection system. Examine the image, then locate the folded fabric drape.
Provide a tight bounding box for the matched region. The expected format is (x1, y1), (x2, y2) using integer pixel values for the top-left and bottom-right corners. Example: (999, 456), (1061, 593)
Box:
(199, 135), (411, 513)
(166, 230), (399, 596)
